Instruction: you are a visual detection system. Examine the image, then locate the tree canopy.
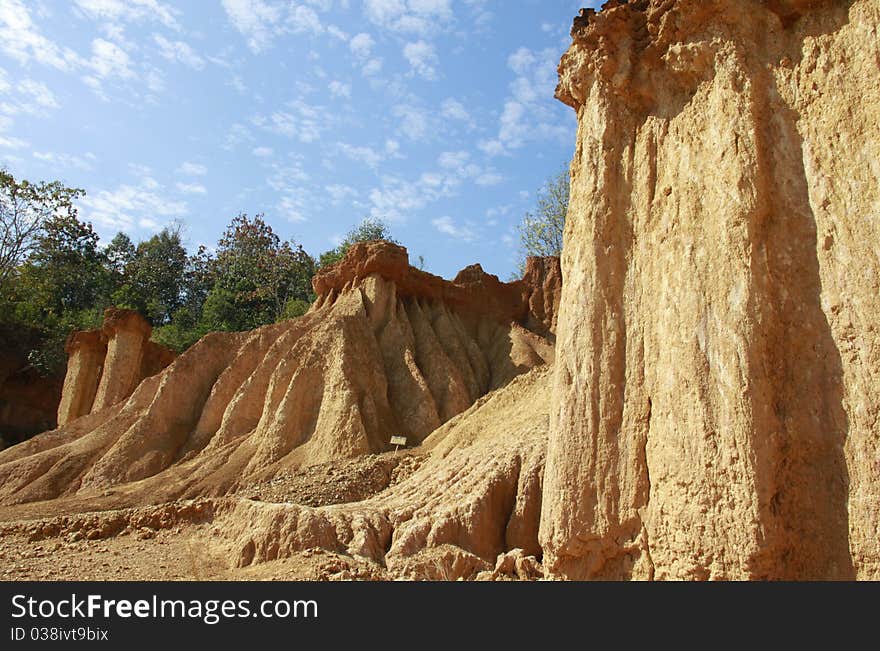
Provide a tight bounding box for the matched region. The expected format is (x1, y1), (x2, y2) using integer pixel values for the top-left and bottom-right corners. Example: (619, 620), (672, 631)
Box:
(0, 169), (85, 285)
(318, 217), (398, 268)
(0, 171), (406, 371)
(514, 169), (569, 276)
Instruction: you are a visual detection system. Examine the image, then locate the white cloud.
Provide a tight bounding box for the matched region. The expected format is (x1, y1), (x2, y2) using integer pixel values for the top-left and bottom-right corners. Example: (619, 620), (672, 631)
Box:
(325, 183), (358, 205)
(177, 162), (207, 176)
(0, 0), (82, 71)
(326, 24), (348, 40)
(482, 46), (574, 156)
(277, 194), (308, 222)
(478, 139), (505, 157)
(176, 182), (206, 194)
(440, 97), (472, 126)
(73, 0), (180, 30)
(393, 103), (429, 142)
(18, 79), (59, 109)
(403, 40), (437, 80)
(432, 216), (475, 242)
(223, 122), (253, 150)
(222, 0), (338, 52)
(366, 166), (463, 223)
(507, 47), (536, 75)
(438, 150), (469, 169)
(288, 4), (323, 34)
(254, 100), (329, 143)
(328, 80), (351, 98)
(349, 32), (374, 59)
(144, 66), (165, 92)
(475, 171), (503, 186)
(33, 150), (96, 170)
(361, 57), (383, 76)
(337, 142), (383, 168)
(267, 160), (310, 191)
(349, 32), (382, 77)
(364, 0), (452, 35)
(498, 100), (526, 147)
(88, 38), (134, 79)
(0, 135), (28, 149)
(153, 34), (205, 70)
(1, 78), (60, 122)
(252, 146), (274, 157)
(80, 178), (188, 233)
(384, 139), (400, 156)
(221, 0), (283, 53)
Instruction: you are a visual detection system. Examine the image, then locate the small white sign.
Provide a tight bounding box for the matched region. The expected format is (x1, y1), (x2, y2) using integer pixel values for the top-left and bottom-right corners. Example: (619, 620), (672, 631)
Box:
(390, 436), (407, 446)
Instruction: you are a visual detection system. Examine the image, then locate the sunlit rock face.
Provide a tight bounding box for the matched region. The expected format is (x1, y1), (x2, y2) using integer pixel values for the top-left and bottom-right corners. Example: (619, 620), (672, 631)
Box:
(541, 0), (880, 580)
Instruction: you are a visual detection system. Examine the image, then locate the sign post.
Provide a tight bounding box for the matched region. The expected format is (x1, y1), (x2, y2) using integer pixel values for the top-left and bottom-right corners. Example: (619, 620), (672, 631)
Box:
(390, 435), (407, 452)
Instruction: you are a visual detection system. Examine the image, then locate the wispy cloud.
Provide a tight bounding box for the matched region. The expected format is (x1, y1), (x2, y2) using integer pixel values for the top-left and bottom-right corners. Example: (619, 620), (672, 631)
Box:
(153, 34), (205, 70)
(221, 0), (283, 53)
(177, 161), (207, 176)
(480, 45), (573, 156)
(432, 215), (475, 242)
(176, 182), (207, 194)
(364, 0), (453, 36)
(80, 177), (188, 234)
(73, 0), (180, 30)
(33, 150), (96, 170)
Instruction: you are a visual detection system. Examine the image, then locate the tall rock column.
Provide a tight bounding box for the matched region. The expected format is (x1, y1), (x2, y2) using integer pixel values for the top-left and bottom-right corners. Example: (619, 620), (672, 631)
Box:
(91, 308), (152, 412)
(541, 0), (879, 580)
(56, 330), (107, 426)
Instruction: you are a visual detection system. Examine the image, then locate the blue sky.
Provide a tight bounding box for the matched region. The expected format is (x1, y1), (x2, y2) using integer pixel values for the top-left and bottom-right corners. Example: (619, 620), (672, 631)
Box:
(0, 0), (601, 279)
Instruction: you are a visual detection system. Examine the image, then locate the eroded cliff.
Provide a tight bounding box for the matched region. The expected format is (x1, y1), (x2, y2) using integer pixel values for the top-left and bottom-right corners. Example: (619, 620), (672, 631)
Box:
(541, 0), (880, 580)
(0, 242), (560, 511)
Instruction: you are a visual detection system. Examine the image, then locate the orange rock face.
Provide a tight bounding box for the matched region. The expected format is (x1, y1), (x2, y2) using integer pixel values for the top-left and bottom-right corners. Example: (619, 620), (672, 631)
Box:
(541, 0), (880, 580)
(57, 309), (176, 426)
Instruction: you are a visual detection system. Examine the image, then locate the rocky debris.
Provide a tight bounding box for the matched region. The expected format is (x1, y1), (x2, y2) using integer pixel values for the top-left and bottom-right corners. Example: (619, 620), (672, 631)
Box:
(237, 452), (426, 507)
(0, 499), (215, 544)
(476, 549), (543, 581)
(542, 0), (880, 580)
(57, 308), (176, 426)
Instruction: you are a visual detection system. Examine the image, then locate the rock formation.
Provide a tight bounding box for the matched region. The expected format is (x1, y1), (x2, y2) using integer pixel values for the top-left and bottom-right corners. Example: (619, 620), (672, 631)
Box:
(0, 242), (560, 509)
(541, 0), (879, 580)
(56, 308), (176, 426)
(56, 331), (107, 427)
(1, 0), (878, 582)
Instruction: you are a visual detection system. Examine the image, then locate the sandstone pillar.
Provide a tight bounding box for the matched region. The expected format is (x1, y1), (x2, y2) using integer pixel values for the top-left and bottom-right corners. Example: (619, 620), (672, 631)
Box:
(541, 0), (879, 580)
(91, 309), (152, 412)
(56, 330), (107, 426)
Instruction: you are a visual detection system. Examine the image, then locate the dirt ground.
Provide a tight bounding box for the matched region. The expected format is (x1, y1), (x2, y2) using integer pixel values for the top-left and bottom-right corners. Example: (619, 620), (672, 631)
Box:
(0, 451), (423, 581)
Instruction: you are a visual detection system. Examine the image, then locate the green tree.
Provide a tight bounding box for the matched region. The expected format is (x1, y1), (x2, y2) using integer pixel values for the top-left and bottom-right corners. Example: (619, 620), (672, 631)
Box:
(204, 214), (316, 331)
(104, 232), (136, 279)
(0, 169), (85, 285)
(12, 213), (110, 375)
(514, 169), (569, 275)
(318, 217), (398, 268)
(151, 244), (216, 352)
(112, 225), (187, 324)
(16, 213), (110, 318)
